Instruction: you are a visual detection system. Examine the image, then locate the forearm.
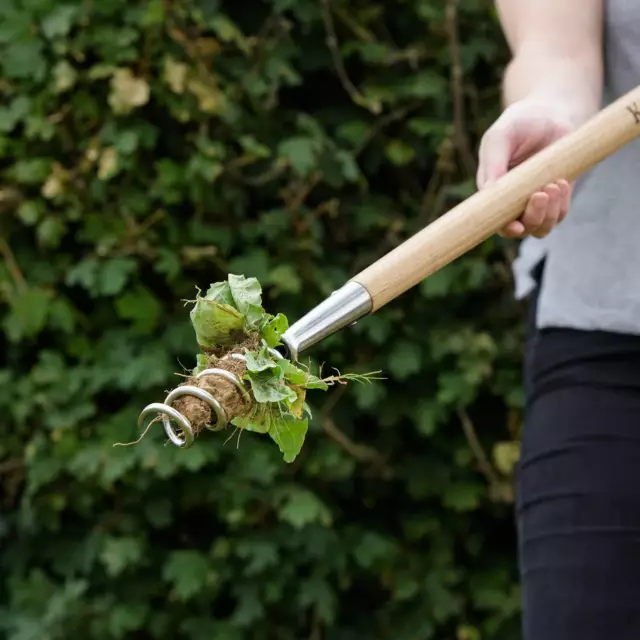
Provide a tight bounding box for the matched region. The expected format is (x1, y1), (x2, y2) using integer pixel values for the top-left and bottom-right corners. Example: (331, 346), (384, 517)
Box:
(496, 0), (604, 126)
(502, 50), (603, 126)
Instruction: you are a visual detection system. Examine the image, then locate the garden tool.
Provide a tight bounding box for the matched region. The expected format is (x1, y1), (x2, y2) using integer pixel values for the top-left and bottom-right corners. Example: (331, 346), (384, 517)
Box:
(280, 86), (640, 361)
(139, 85), (640, 447)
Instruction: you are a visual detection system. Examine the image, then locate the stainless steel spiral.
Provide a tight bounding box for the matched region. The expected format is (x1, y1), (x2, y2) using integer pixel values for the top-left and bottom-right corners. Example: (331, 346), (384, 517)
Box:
(137, 349), (284, 449)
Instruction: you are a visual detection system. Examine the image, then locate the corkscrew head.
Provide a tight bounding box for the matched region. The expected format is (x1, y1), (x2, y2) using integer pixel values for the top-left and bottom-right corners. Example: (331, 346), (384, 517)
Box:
(136, 349), (282, 449)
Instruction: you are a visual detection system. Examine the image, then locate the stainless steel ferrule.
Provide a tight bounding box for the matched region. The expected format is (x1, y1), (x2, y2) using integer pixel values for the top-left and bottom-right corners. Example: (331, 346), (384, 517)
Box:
(279, 281), (372, 361)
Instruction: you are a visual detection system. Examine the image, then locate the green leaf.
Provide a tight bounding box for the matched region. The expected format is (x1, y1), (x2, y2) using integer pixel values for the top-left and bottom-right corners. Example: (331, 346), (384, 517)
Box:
(4, 288), (50, 341)
(277, 136), (318, 176)
(384, 140), (416, 166)
(278, 486), (331, 527)
(192, 353), (208, 376)
(41, 5), (79, 39)
(115, 286), (161, 332)
(442, 483), (484, 512)
(420, 265), (456, 298)
(282, 361), (308, 385)
(353, 532), (397, 569)
(100, 536), (143, 577)
(261, 312), (288, 348)
(108, 603), (147, 637)
(493, 441), (520, 475)
(267, 264), (302, 295)
(247, 370), (297, 404)
(162, 550), (210, 601)
(99, 258), (137, 296)
(3, 41), (47, 80)
(269, 415), (309, 463)
(227, 273), (262, 315)
(204, 280), (235, 306)
(388, 341), (421, 380)
(301, 373), (328, 390)
(190, 297), (244, 347)
(244, 347), (278, 373)
(0, 95), (31, 133)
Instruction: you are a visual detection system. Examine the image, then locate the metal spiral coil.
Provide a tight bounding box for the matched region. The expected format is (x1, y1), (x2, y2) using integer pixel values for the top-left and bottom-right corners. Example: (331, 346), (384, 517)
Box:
(137, 349), (282, 449)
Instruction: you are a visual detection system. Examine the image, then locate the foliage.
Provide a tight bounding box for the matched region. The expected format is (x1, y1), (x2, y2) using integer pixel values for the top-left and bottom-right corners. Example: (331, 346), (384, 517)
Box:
(0, 0), (524, 638)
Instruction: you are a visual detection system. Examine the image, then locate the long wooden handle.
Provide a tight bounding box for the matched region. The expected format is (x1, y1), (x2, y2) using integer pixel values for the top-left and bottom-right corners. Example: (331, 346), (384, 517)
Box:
(351, 86), (640, 312)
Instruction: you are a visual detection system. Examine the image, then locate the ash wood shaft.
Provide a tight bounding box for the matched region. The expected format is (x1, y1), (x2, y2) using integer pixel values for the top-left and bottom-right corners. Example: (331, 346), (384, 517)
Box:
(351, 85), (640, 312)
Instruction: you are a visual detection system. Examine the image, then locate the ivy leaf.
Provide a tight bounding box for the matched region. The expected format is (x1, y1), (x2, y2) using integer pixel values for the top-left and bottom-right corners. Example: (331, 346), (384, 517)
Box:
(277, 137), (318, 176)
(269, 415), (308, 463)
(4, 288), (50, 342)
(278, 486), (332, 526)
(3, 41), (47, 80)
(115, 286), (161, 333)
(100, 536), (143, 577)
(41, 5), (79, 39)
(388, 341), (421, 380)
(162, 550), (210, 601)
(99, 258), (137, 296)
(384, 140), (415, 166)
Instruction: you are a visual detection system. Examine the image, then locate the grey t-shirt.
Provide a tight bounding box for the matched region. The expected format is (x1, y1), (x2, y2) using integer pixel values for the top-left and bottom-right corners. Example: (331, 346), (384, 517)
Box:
(512, 0), (640, 335)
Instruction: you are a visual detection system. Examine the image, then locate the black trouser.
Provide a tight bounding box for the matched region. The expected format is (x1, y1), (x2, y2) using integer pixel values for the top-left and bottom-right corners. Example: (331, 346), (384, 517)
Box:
(518, 263), (640, 639)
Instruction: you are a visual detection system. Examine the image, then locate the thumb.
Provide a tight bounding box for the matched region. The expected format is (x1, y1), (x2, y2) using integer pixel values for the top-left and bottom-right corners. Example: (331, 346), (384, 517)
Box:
(476, 121), (516, 190)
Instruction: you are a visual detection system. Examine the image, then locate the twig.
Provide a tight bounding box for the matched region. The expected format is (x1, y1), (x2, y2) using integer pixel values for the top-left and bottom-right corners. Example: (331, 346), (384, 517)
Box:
(457, 407), (501, 489)
(283, 172), (322, 214)
(320, 0), (381, 114)
(445, 0), (477, 177)
(322, 416), (393, 478)
(0, 458), (24, 474)
(0, 237), (27, 293)
(319, 388), (393, 478)
(309, 609), (322, 640)
(353, 103), (421, 158)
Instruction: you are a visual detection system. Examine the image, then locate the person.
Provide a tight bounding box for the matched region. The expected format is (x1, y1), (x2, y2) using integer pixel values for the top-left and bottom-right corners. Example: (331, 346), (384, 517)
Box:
(476, 1), (640, 638)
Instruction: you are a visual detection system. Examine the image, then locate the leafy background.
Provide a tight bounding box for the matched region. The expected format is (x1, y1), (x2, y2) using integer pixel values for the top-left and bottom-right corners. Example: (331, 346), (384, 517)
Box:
(0, 0), (526, 638)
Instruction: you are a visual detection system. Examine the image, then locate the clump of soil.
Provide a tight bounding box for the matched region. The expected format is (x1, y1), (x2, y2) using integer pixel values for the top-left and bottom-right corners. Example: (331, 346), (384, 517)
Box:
(172, 344), (256, 435)
(203, 332), (261, 358)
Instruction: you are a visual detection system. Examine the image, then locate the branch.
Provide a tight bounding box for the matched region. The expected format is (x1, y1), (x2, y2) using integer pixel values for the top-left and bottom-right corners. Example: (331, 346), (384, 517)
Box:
(0, 238), (27, 293)
(457, 407), (501, 489)
(319, 388), (393, 479)
(445, 0), (477, 177)
(320, 0), (382, 114)
(0, 458), (24, 474)
(353, 103), (421, 158)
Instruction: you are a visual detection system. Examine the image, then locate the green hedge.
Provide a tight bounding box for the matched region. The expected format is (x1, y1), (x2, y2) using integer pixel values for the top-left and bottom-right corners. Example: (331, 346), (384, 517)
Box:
(0, 1), (525, 638)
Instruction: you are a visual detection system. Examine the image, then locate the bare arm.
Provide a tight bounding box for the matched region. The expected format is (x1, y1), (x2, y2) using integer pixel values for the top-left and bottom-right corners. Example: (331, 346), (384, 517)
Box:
(495, 0), (605, 126)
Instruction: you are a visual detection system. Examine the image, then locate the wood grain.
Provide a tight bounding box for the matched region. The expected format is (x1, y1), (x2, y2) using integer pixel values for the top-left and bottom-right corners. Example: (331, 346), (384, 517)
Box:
(351, 86), (640, 311)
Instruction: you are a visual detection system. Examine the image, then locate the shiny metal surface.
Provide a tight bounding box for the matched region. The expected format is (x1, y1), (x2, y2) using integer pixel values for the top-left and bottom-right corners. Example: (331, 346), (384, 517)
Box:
(136, 353), (252, 448)
(280, 281), (372, 361)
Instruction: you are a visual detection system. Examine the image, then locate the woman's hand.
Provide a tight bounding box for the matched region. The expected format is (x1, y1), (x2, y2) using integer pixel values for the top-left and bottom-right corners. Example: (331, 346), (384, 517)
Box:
(476, 99), (576, 239)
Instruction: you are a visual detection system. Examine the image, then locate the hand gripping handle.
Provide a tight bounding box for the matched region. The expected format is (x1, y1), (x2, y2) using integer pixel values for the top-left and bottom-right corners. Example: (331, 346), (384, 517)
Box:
(350, 86), (640, 312)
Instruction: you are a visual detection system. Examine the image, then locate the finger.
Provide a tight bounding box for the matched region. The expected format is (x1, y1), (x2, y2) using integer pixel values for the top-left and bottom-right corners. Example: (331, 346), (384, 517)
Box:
(498, 220), (527, 238)
(532, 184), (561, 238)
(521, 191), (548, 234)
(477, 121), (514, 189)
(556, 179), (572, 223)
